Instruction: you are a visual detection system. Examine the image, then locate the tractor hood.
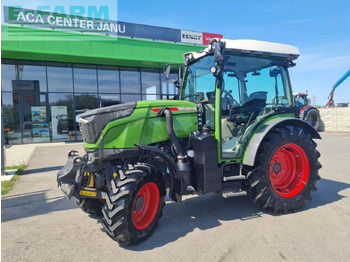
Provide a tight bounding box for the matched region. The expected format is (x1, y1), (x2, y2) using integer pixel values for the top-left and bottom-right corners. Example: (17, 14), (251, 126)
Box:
(79, 102), (137, 144)
(80, 100), (198, 147)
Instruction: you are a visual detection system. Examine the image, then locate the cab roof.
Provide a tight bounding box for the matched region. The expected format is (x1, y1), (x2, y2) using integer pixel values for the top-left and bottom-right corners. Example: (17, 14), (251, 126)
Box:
(222, 39), (300, 61)
(183, 38), (300, 65)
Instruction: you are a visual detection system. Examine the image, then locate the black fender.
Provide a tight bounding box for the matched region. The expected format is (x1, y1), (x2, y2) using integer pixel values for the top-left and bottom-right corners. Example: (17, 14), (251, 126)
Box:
(243, 117), (321, 166)
(300, 105), (319, 120)
(135, 144), (182, 203)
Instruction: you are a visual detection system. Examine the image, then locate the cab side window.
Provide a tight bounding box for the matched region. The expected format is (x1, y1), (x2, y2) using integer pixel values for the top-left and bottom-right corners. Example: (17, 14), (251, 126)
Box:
(245, 66), (289, 106)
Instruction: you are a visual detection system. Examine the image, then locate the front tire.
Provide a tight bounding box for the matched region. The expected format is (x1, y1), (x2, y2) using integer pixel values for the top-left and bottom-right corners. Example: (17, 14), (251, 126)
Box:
(247, 126), (321, 213)
(101, 164), (165, 246)
(76, 197), (103, 216)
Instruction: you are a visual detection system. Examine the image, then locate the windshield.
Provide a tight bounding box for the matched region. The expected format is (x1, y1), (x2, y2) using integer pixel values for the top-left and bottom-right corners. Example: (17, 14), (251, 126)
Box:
(295, 95), (309, 107)
(182, 55), (216, 103)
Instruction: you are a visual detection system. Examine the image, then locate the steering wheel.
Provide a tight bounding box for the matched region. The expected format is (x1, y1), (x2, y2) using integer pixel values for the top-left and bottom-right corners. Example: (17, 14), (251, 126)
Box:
(222, 90), (238, 109)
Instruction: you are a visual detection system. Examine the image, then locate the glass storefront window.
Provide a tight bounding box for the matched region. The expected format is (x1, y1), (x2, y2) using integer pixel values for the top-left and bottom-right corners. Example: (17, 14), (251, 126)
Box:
(1, 59), (185, 144)
(2, 92), (21, 144)
(141, 68), (160, 95)
(161, 73), (178, 95)
(47, 63), (73, 92)
(98, 65), (120, 93)
(142, 94), (160, 100)
(73, 65), (97, 93)
(99, 94), (121, 107)
(1, 63), (16, 91)
(49, 93), (74, 141)
(161, 94), (177, 100)
(75, 93), (99, 111)
(121, 94), (141, 103)
(120, 68), (140, 94)
(19, 61), (47, 92)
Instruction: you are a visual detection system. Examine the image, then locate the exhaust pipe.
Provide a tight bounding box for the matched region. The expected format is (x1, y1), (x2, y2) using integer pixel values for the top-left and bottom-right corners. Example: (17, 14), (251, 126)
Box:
(162, 109), (185, 158)
(160, 108), (195, 195)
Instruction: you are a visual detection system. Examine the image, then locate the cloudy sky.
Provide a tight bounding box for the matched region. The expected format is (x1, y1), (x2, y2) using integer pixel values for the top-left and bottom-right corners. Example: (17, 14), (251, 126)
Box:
(2, 0), (349, 105)
(116, 0), (350, 106)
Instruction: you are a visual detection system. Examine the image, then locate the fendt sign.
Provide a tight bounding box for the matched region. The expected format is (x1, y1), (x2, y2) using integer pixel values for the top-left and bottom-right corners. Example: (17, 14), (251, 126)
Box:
(3, 6), (223, 45)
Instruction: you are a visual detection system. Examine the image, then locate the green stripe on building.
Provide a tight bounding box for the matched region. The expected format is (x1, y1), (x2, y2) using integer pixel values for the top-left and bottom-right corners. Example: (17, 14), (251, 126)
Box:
(2, 25), (203, 67)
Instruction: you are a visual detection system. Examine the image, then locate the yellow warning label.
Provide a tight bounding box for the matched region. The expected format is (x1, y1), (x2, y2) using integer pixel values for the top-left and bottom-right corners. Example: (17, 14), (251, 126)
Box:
(79, 190), (97, 197)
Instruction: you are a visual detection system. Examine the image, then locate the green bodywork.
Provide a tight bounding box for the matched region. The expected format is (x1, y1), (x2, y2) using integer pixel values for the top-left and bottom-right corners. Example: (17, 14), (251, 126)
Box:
(84, 100), (198, 149)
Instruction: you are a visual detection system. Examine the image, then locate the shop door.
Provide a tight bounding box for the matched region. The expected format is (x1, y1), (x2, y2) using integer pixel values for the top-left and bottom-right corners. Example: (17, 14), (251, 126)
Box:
(19, 92), (50, 143)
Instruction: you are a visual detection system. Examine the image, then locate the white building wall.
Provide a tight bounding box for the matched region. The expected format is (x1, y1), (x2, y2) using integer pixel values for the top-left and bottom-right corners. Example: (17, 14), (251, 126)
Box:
(319, 107), (350, 132)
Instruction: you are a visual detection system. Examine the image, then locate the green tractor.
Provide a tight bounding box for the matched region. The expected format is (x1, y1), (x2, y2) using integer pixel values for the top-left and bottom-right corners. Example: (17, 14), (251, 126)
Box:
(57, 39), (321, 245)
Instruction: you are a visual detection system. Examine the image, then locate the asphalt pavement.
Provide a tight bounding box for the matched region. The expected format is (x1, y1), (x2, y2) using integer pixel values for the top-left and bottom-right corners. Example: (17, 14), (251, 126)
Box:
(1, 133), (350, 262)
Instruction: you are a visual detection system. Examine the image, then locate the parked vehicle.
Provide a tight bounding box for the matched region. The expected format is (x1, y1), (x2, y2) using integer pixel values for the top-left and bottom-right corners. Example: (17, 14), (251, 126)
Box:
(58, 39), (321, 245)
(294, 92), (320, 130)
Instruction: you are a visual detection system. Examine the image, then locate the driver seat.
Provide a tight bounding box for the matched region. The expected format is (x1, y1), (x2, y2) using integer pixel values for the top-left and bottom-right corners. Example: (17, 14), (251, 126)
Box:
(248, 91), (267, 101)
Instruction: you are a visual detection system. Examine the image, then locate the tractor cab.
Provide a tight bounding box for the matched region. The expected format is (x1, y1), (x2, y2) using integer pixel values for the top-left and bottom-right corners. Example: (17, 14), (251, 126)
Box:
(175, 39), (299, 160)
(293, 92), (320, 129)
(294, 93), (310, 107)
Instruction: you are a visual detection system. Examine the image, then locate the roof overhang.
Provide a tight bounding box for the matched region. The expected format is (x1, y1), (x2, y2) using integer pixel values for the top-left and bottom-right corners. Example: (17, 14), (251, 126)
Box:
(183, 38), (300, 65)
(221, 39), (300, 61)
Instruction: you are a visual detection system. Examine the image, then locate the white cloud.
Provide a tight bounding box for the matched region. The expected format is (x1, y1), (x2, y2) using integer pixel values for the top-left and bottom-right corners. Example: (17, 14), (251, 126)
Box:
(295, 52), (350, 72)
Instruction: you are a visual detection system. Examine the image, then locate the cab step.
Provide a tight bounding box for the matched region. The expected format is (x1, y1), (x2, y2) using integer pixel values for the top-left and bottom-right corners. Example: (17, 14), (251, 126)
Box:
(222, 175), (246, 181)
(222, 189), (247, 198)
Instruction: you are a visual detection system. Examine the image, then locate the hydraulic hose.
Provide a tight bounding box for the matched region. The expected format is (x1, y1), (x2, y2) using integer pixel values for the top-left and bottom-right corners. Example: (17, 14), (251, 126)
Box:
(162, 109), (185, 158)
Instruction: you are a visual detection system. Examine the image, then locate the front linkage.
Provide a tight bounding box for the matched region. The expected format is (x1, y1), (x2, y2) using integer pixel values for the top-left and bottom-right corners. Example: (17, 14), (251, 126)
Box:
(57, 145), (173, 245)
(57, 150), (103, 201)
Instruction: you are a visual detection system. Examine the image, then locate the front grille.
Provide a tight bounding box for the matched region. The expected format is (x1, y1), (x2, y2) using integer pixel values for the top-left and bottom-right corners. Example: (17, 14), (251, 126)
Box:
(79, 102), (136, 144)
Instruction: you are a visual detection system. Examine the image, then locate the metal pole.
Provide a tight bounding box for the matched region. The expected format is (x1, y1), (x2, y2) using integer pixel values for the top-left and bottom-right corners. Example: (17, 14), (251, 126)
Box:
(1, 108), (6, 176)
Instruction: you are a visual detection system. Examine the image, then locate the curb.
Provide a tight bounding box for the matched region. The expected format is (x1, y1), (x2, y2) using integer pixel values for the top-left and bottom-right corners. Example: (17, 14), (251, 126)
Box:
(1, 169), (17, 182)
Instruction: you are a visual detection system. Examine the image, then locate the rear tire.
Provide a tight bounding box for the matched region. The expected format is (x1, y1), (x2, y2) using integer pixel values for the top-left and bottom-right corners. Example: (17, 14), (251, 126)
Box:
(247, 126), (321, 213)
(304, 108), (320, 130)
(76, 197), (103, 216)
(101, 164), (165, 246)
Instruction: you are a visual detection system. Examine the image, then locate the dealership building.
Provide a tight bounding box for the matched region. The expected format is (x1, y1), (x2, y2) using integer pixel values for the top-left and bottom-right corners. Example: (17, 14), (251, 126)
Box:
(1, 7), (222, 144)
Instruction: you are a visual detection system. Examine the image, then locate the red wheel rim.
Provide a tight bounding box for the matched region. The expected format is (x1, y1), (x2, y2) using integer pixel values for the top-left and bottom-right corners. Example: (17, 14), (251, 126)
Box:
(269, 143), (309, 198)
(132, 182), (160, 230)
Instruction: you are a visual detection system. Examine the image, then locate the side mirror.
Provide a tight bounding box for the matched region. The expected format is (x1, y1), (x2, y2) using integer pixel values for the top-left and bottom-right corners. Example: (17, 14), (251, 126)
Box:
(165, 63), (184, 89)
(214, 40), (225, 64)
(173, 80), (180, 89)
(164, 65), (171, 80)
(270, 67), (282, 77)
